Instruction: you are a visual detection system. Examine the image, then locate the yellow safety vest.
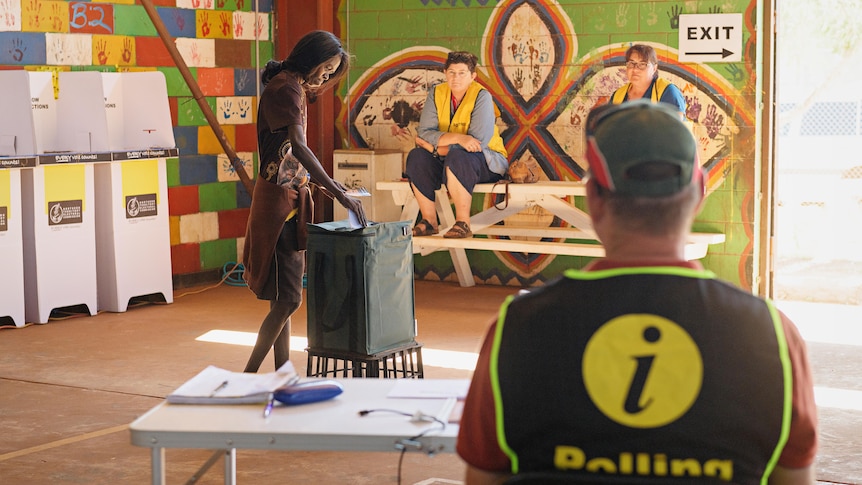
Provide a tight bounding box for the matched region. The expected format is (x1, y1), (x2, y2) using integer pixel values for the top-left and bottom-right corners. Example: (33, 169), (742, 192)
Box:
(433, 81), (507, 158)
(611, 77), (671, 105)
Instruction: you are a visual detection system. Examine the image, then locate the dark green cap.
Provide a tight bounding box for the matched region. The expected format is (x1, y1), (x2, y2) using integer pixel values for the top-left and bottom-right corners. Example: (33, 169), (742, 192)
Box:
(585, 100), (699, 197)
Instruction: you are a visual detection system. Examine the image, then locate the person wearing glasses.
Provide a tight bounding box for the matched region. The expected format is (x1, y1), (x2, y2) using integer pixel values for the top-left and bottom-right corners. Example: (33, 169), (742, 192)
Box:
(242, 30), (367, 373)
(405, 51), (508, 239)
(610, 44), (686, 115)
(456, 101), (817, 484)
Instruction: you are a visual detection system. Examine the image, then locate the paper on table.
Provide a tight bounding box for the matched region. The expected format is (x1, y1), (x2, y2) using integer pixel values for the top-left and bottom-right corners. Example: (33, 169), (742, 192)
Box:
(386, 379), (470, 399)
(167, 362), (299, 404)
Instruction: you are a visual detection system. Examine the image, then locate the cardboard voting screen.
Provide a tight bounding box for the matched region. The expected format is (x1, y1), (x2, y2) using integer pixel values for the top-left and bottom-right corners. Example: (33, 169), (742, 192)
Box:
(56, 71), (110, 153)
(102, 72), (175, 150)
(0, 71), (38, 157)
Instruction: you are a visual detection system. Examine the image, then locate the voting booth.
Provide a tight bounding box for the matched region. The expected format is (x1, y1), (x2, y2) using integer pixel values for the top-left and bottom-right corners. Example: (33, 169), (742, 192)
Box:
(96, 71), (175, 312)
(21, 71), (108, 324)
(0, 71), (35, 327)
(16, 71), (175, 323)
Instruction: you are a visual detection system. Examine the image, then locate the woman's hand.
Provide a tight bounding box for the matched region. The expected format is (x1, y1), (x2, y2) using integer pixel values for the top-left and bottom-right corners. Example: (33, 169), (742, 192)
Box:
(337, 193), (368, 227)
(415, 137), (434, 153)
(460, 134), (482, 152)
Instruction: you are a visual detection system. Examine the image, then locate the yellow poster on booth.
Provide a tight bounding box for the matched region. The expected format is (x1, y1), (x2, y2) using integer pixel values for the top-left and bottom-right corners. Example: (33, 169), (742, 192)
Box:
(44, 164), (86, 226)
(121, 159), (160, 219)
(0, 170), (9, 231)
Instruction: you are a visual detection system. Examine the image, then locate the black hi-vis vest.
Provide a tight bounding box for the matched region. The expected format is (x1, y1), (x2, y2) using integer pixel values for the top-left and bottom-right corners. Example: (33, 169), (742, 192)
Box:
(491, 267), (793, 484)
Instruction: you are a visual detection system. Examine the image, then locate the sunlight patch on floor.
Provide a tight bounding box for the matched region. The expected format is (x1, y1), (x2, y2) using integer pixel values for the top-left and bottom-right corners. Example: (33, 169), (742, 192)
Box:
(777, 300), (862, 346)
(815, 387), (862, 412)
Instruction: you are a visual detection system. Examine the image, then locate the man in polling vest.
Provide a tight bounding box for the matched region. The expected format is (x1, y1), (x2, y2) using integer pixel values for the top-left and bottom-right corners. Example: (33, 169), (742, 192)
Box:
(456, 100), (818, 485)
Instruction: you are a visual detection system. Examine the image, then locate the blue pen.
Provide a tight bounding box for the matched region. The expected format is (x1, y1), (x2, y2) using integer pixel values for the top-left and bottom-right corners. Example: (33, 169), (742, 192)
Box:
(263, 393), (275, 418)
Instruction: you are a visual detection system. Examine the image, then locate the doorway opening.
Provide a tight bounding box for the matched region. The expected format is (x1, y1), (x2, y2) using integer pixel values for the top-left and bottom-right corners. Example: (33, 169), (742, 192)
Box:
(774, 1), (862, 306)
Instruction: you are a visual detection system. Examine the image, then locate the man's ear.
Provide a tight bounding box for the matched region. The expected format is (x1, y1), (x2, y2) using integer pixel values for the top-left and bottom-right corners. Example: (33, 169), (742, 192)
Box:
(585, 177), (605, 224)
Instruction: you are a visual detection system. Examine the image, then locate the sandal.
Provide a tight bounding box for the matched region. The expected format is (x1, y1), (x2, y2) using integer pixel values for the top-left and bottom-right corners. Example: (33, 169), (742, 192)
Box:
(443, 221), (473, 239)
(412, 219), (438, 237)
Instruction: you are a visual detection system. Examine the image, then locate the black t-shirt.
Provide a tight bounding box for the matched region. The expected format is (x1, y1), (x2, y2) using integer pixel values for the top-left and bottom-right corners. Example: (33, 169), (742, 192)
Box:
(256, 71), (307, 186)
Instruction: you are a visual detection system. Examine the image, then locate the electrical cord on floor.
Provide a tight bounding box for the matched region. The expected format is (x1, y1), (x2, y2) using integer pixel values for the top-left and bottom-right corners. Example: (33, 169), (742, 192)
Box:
(173, 261), (248, 298)
(357, 408), (447, 485)
(221, 261), (246, 287)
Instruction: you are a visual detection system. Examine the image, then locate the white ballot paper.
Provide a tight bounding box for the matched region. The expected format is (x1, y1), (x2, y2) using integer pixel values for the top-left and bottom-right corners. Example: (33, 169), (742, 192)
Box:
(167, 362), (299, 404)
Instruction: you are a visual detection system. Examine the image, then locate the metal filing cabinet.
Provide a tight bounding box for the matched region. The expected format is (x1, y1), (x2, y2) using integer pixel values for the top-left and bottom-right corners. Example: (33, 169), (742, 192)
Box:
(332, 149), (404, 222)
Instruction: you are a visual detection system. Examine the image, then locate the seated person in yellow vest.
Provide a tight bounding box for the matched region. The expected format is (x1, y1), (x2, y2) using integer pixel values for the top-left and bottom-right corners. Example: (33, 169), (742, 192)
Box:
(405, 51), (508, 239)
(456, 101), (818, 485)
(611, 44), (686, 117)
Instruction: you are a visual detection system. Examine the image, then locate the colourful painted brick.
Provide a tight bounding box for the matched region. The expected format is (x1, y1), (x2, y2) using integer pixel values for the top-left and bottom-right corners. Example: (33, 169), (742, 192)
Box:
(170, 243), (201, 275)
(218, 208), (250, 239)
(168, 185), (200, 216)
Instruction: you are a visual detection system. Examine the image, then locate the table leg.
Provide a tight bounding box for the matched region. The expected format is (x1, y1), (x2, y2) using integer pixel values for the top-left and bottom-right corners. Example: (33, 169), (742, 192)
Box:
(224, 449), (236, 485)
(535, 195), (594, 232)
(151, 447), (165, 485)
(399, 193), (419, 222)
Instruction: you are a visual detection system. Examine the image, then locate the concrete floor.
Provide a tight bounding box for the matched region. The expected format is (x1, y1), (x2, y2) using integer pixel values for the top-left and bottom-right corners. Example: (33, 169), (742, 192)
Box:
(0, 280), (860, 484)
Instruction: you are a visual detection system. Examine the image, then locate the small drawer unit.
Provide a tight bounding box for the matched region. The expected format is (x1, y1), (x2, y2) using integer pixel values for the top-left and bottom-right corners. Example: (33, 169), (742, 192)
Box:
(332, 149), (404, 223)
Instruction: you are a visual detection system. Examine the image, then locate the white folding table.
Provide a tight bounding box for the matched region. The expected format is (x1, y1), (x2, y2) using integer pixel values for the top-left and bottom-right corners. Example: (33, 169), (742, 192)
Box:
(130, 379), (464, 485)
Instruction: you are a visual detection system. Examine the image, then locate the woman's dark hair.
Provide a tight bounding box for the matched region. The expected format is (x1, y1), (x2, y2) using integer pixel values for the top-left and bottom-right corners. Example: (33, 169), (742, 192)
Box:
(444, 51), (478, 72)
(625, 44), (658, 65)
(260, 30), (350, 93)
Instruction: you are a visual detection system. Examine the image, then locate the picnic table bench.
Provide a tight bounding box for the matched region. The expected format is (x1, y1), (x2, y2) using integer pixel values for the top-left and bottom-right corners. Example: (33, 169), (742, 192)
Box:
(377, 180), (725, 287)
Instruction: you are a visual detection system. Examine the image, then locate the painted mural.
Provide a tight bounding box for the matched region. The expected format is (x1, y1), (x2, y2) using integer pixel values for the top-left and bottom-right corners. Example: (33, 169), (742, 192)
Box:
(342, 0), (756, 287)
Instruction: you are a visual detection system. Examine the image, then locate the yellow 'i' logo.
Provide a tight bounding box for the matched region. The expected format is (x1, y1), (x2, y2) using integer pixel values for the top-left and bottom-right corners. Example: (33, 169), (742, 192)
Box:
(582, 314), (703, 428)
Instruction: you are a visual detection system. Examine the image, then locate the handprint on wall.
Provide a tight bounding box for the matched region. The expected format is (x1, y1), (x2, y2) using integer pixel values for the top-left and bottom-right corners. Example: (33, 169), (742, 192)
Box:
(122, 37), (132, 63)
(49, 1), (62, 31)
(254, 14), (265, 39)
(615, 4), (629, 28)
(668, 4), (683, 29)
(686, 96), (702, 123)
(26, 0), (43, 30)
(219, 12), (230, 37)
(233, 16), (243, 38)
(725, 64), (744, 83)
(95, 38), (108, 65)
(221, 99), (233, 120)
(1, 0), (19, 29)
(237, 98), (250, 119)
(569, 104), (588, 128)
(9, 37), (25, 62)
(200, 12), (210, 37)
(190, 42), (200, 65)
(646, 3), (659, 26)
(174, 10), (185, 31)
(236, 69), (252, 93)
(704, 104), (726, 139)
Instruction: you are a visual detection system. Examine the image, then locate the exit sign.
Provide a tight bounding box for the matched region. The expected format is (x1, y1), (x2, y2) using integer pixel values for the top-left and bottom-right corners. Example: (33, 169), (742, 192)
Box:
(678, 13), (742, 63)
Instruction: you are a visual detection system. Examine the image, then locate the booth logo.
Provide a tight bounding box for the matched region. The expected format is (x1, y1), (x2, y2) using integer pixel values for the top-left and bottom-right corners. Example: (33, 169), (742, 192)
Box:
(48, 200), (83, 226)
(126, 194), (158, 219)
(582, 314), (703, 428)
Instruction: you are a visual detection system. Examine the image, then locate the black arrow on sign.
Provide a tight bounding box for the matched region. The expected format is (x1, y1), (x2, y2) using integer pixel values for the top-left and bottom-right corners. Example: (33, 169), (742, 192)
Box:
(685, 48), (734, 58)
